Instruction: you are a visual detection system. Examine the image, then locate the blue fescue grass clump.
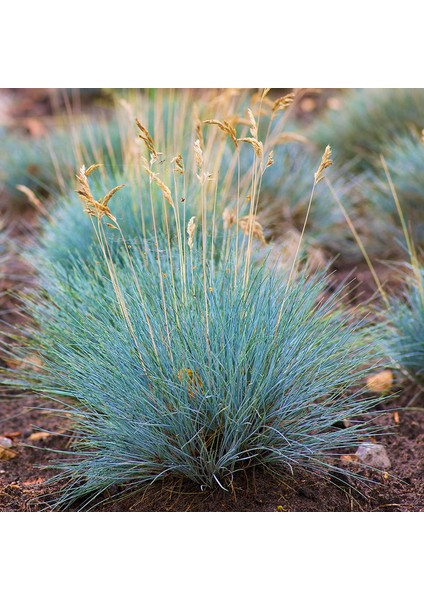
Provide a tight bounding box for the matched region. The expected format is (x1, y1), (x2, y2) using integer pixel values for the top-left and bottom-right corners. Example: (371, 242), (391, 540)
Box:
(310, 88), (424, 172)
(384, 265), (424, 384)
(0, 127), (60, 207)
(370, 134), (424, 248)
(4, 236), (385, 508)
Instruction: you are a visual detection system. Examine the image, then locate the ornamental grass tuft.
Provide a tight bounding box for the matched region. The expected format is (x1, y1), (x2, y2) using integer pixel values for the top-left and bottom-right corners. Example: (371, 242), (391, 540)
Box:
(3, 147), (386, 509)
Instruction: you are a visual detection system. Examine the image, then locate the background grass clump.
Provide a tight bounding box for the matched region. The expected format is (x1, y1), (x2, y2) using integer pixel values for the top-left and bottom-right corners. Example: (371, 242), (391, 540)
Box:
(369, 134), (424, 249)
(29, 88), (385, 277)
(310, 88), (424, 173)
(384, 264), (424, 386)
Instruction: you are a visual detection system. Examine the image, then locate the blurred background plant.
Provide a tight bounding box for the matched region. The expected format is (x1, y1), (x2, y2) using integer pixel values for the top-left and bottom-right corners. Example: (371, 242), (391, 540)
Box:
(310, 88), (424, 173)
(368, 133), (424, 249)
(384, 261), (424, 393)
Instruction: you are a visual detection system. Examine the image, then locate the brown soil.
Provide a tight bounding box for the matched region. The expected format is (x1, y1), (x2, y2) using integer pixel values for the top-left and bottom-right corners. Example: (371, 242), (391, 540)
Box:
(0, 386), (423, 512)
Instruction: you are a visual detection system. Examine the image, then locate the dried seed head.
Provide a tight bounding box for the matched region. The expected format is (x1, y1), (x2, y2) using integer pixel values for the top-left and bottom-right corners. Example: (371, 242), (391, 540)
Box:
(223, 207), (236, 230)
(265, 150), (274, 170)
(187, 216), (196, 250)
(135, 117), (159, 161)
(238, 137), (263, 160)
(247, 108), (257, 138)
(238, 215), (267, 245)
(194, 139), (203, 170)
(274, 132), (308, 145)
(85, 163), (103, 177)
(142, 158), (174, 207)
(103, 184), (126, 207)
(314, 145), (332, 184)
(76, 164), (123, 223)
(193, 104), (204, 151)
(250, 91), (274, 110)
(203, 119), (238, 147)
(272, 92), (296, 115)
(171, 154), (184, 175)
(15, 185), (47, 215)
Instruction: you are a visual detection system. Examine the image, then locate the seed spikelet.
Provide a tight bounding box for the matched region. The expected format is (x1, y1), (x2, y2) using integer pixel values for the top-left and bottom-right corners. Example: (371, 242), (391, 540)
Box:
(187, 216), (196, 250)
(314, 145), (332, 184)
(238, 215), (267, 245)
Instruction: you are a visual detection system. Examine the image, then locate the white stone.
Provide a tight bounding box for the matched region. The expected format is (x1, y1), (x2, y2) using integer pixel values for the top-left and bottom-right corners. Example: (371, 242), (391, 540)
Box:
(355, 443), (391, 470)
(0, 437), (13, 449)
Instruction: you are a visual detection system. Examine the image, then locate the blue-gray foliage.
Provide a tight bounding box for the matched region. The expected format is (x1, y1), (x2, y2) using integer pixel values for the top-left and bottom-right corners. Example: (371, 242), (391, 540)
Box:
(5, 242), (384, 508)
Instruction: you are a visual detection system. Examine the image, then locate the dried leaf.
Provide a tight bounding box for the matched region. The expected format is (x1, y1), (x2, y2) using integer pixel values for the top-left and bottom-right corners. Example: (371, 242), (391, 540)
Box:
(22, 477), (45, 486)
(28, 431), (52, 441)
(2, 431), (21, 439)
(340, 454), (360, 463)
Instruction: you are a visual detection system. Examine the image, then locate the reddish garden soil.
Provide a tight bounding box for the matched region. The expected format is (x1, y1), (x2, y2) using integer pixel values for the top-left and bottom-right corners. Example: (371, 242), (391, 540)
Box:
(0, 387), (423, 512)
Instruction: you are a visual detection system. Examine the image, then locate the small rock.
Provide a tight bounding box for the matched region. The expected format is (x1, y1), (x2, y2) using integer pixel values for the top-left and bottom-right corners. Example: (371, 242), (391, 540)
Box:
(355, 443), (391, 470)
(366, 370), (393, 393)
(0, 447), (17, 460)
(0, 437), (13, 449)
